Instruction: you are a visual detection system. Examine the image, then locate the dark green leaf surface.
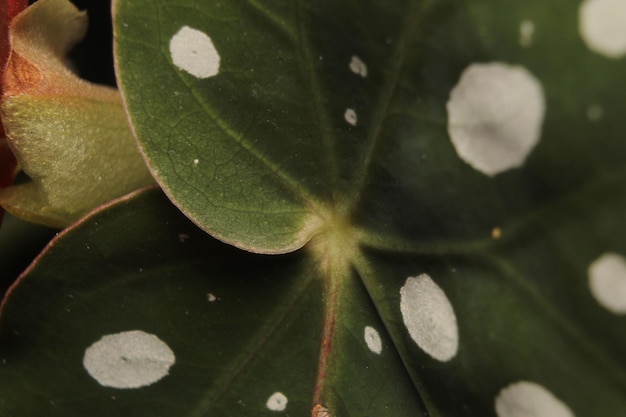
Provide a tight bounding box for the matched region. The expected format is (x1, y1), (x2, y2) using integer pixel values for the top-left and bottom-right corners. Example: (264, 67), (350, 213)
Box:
(0, 189), (425, 417)
(2, 0), (626, 416)
(112, 0), (626, 411)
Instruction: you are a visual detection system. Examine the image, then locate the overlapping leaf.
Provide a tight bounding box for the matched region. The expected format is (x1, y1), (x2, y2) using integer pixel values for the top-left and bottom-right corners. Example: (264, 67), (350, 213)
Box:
(0, 0), (154, 227)
(0, 0), (27, 223)
(0, 0), (625, 416)
(0, 189), (426, 417)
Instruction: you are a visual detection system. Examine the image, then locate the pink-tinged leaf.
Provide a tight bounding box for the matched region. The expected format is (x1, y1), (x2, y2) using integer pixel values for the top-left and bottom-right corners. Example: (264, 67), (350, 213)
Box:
(0, 0), (153, 227)
(0, 0), (26, 223)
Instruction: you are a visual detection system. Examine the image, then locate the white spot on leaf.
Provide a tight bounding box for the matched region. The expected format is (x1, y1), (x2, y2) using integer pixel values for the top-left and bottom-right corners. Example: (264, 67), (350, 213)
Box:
(579, 0), (626, 59)
(169, 26), (220, 78)
(446, 62), (545, 176)
(519, 20), (535, 47)
(588, 252), (626, 314)
(349, 55), (368, 77)
(587, 104), (604, 121)
(83, 330), (175, 389)
(344, 108), (357, 126)
(400, 274), (458, 362)
(495, 381), (575, 417)
(266, 392), (288, 411)
(364, 326), (382, 354)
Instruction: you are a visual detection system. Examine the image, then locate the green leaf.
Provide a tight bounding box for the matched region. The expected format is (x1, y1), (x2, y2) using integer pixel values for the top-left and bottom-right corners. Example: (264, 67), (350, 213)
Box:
(0, 189), (426, 417)
(2, 0), (626, 416)
(115, 0), (626, 253)
(112, 0), (626, 414)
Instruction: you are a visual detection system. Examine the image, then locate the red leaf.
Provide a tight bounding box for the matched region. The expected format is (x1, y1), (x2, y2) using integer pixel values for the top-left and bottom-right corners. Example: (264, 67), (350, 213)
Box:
(7, 0), (27, 22)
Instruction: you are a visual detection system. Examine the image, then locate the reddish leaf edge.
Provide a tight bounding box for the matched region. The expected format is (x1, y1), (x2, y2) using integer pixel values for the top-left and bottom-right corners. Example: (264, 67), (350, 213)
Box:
(0, 0), (28, 222)
(0, 184), (160, 309)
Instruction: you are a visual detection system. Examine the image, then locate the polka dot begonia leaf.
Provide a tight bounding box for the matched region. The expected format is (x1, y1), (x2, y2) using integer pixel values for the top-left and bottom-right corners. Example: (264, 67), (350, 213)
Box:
(0, 0), (625, 415)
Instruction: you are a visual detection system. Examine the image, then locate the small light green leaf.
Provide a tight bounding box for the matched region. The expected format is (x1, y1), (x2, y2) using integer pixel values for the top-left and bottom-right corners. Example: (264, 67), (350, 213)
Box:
(0, 0), (154, 228)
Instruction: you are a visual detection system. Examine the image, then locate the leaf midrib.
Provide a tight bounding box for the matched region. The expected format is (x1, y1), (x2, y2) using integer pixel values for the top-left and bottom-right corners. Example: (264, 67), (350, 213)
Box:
(295, 0), (340, 206)
(347, 0), (439, 214)
(188, 265), (319, 417)
(151, 3), (327, 220)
